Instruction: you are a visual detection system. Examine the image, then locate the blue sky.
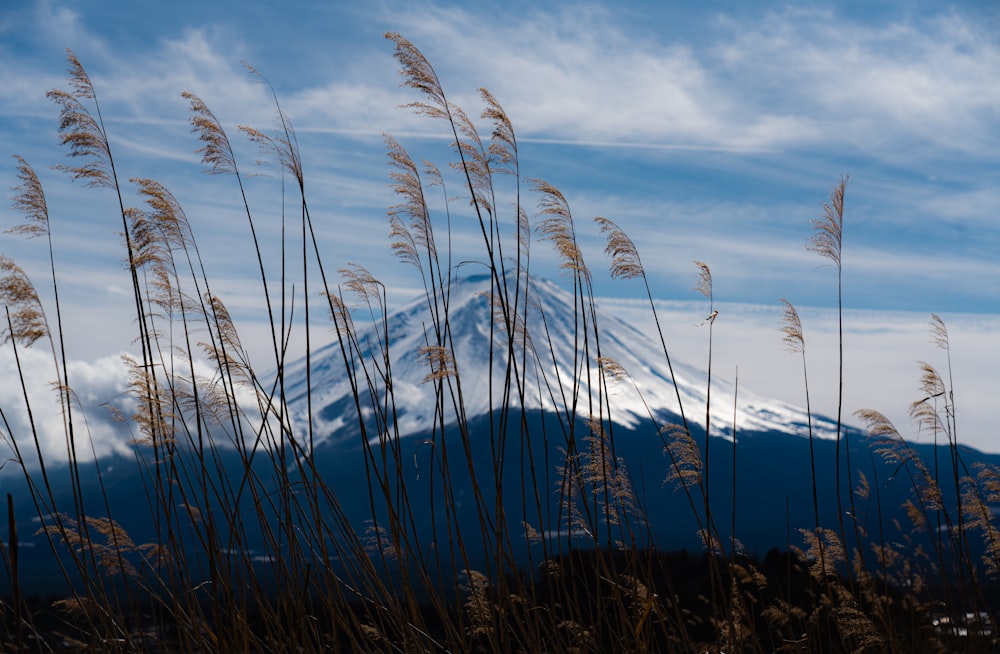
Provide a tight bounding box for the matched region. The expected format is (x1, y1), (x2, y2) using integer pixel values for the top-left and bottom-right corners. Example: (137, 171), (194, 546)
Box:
(1, 0), (999, 453)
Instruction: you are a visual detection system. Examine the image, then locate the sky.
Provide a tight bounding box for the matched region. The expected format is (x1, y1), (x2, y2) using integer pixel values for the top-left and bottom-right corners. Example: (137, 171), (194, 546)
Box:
(0, 0), (998, 457)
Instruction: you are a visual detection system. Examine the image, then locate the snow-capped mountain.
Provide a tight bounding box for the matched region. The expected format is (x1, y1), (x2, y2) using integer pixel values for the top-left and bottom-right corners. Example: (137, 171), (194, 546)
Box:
(285, 272), (839, 446)
(7, 272), (1000, 598)
(275, 271), (995, 564)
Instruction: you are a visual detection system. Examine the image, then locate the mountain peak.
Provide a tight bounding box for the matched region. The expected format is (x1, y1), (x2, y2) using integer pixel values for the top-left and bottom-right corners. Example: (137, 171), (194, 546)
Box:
(286, 273), (839, 447)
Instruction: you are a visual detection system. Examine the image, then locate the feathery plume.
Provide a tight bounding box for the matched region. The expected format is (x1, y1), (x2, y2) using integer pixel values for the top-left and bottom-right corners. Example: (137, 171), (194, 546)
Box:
(522, 521), (543, 544)
(121, 353), (175, 446)
(831, 603), (884, 651)
(323, 290), (356, 339)
(517, 205), (530, 259)
(388, 215), (420, 270)
(201, 293), (253, 388)
(419, 345), (456, 383)
(38, 514), (146, 578)
(534, 179), (588, 280)
(124, 206), (163, 270)
(662, 423), (703, 491)
(385, 32), (448, 120)
(799, 527), (845, 578)
(807, 176), (847, 268)
(462, 570), (495, 638)
(241, 64), (304, 187)
(449, 104), (493, 217)
(423, 160), (443, 187)
(480, 87), (517, 176)
(597, 356), (629, 384)
(910, 362), (947, 434)
(63, 50), (96, 99)
(205, 293), (242, 354)
(181, 91), (237, 175)
(581, 417), (642, 527)
(960, 465), (1000, 579)
(47, 50), (113, 188)
(975, 462), (1000, 504)
(132, 178), (194, 252)
(595, 216), (643, 280)
(914, 361), (946, 403)
(692, 260), (712, 299)
(386, 135), (435, 267)
(9, 155), (49, 239)
(125, 185), (200, 319)
(929, 313), (949, 351)
(855, 408), (936, 494)
(853, 408), (901, 441)
(340, 263), (384, 308)
(238, 124), (302, 185)
(778, 298), (804, 353)
(0, 256), (48, 346)
(855, 470), (870, 500)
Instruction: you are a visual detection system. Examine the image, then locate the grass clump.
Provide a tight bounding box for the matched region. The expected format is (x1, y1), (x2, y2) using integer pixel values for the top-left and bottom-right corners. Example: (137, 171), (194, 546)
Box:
(0, 36), (997, 653)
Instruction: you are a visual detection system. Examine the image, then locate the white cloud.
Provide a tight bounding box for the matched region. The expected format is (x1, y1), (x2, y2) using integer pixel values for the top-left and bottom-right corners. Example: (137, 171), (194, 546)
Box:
(372, 4), (1000, 156)
(713, 9), (1000, 155)
(0, 343), (280, 468)
(6, 3), (998, 163)
(0, 348), (130, 464)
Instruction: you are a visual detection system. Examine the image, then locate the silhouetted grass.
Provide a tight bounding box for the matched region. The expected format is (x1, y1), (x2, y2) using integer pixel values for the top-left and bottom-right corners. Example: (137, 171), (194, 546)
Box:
(0, 36), (998, 652)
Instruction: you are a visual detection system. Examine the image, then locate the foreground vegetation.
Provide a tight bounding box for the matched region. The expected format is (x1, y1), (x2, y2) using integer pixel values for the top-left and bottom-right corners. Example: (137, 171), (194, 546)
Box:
(0, 34), (998, 652)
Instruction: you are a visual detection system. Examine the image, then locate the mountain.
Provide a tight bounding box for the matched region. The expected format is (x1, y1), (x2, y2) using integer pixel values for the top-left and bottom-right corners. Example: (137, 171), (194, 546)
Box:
(284, 272), (999, 568)
(285, 272), (840, 446)
(4, 272), (999, 598)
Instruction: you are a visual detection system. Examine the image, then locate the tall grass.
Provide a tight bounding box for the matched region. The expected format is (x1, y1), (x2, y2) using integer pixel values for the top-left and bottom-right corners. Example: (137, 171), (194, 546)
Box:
(0, 35), (998, 652)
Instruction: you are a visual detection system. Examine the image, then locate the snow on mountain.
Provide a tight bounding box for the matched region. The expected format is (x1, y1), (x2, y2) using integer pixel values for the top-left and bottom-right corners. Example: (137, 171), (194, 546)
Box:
(285, 272), (840, 446)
